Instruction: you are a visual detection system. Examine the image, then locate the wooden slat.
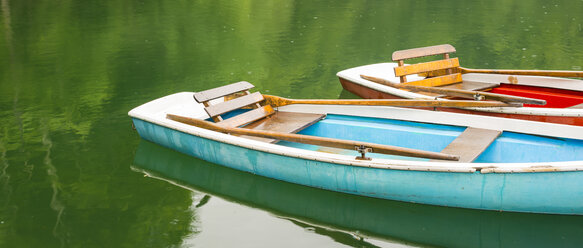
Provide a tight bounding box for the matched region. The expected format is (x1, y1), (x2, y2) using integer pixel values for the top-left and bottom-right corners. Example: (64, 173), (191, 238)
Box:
(205, 92), (264, 117)
(203, 101), (222, 122)
(402, 73), (462, 87)
(239, 111), (326, 143)
(193, 81), (254, 103)
(217, 105), (275, 128)
(394, 58), (460, 77)
(392, 44), (456, 61)
(435, 127), (502, 163)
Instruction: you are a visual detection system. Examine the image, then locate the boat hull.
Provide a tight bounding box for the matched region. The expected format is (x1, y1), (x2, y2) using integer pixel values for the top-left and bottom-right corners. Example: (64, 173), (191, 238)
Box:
(132, 117), (583, 215)
(339, 77), (583, 126)
(336, 63), (583, 126)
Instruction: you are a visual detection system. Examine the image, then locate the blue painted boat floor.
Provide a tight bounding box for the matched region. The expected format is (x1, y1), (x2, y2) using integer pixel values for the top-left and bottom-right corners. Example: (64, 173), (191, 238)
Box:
(275, 114), (583, 163)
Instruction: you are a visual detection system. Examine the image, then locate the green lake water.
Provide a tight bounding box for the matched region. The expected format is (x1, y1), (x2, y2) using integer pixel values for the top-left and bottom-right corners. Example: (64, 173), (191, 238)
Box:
(1, 0), (583, 247)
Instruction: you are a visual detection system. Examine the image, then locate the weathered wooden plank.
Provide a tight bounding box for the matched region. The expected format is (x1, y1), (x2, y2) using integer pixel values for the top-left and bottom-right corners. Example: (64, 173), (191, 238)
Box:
(193, 81), (254, 103)
(402, 73), (463, 87)
(239, 111), (326, 143)
(203, 101), (223, 122)
(394, 58), (460, 77)
(205, 92), (264, 117)
(435, 127), (502, 163)
(392, 44), (456, 61)
(217, 105), (275, 128)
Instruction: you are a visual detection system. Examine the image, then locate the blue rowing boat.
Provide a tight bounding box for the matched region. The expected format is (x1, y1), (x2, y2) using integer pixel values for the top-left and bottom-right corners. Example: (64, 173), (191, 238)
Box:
(129, 82), (583, 215)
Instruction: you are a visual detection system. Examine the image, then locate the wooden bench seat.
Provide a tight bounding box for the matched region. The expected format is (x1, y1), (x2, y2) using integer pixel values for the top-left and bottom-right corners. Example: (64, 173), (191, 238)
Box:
(392, 44), (462, 87)
(238, 111), (326, 143)
(391, 44), (511, 100)
(192, 81), (326, 143)
(433, 127), (502, 162)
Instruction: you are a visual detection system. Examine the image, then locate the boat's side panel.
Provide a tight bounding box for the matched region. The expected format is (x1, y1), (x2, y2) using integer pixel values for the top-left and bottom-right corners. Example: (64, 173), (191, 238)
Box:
(132, 118), (583, 214)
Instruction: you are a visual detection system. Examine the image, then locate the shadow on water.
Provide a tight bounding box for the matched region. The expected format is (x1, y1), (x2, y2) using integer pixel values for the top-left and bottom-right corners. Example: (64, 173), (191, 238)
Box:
(132, 140), (583, 248)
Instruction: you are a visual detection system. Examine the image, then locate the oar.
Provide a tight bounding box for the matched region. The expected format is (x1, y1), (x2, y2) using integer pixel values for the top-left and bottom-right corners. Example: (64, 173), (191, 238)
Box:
(166, 114), (460, 161)
(262, 95), (521, 108)
(360, 75), (547, 105)
(459, 67), (583, 78)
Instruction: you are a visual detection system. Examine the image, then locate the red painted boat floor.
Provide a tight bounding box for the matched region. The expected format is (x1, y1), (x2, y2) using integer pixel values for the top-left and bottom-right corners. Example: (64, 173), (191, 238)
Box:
(490, 84), (583, 108)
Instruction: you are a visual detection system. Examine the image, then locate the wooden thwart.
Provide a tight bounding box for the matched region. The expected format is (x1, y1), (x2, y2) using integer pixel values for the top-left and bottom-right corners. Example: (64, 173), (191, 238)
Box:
(433, 127), (502, 163)
(166, 114), (460, 161)
(193, 82), (326, 145)
(238, 111), (326, 143)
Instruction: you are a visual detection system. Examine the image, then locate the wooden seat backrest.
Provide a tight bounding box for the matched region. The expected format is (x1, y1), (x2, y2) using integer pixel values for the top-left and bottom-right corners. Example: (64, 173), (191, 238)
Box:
(193, 81), (275, 128)
(392, 44), (462, 87)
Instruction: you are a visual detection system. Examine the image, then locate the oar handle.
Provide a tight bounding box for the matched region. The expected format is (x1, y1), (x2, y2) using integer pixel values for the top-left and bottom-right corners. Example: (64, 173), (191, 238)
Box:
(460, 67), (583, 78)
(166, 114), (460, 161)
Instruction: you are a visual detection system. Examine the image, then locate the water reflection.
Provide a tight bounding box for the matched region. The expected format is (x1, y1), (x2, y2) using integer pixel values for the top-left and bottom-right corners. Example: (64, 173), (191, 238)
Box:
(132, 140), (583, 248)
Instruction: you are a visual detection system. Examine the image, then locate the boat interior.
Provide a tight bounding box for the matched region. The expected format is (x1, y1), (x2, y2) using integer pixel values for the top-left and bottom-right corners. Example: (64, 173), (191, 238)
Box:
(171, 81), (583, 164)
(391, 44), (583, 108)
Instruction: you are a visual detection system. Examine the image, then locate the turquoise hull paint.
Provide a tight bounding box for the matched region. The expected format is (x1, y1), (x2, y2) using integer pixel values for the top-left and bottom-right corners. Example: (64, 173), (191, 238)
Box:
(132, 118), (583, 215)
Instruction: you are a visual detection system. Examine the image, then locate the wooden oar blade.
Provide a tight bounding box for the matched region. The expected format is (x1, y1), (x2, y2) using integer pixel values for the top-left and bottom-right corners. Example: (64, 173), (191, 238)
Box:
(360, 74), (545, 105)
(166, 114), (459, 161)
